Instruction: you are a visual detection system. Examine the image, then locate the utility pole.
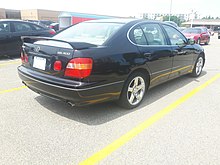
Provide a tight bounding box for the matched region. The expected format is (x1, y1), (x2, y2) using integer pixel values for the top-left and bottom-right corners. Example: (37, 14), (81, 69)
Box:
(190, 10), (196, 28)
(169, 0), (173, 21)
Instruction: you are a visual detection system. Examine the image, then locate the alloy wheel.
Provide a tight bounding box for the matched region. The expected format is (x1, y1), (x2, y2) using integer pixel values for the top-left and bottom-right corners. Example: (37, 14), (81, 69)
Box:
(127, 76), (145, 106)
(195, 57), (204, 75)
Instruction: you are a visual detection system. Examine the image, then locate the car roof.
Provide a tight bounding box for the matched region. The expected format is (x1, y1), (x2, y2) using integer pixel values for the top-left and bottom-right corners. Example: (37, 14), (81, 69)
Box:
(83, 18), (164, 25)
(39, 20), (54, 22)
(0, 19), (50, 23)
(83, 18), (137, 24)
(1, 18), (164, 25)
(0, 19), (27, 22)
(0, 19), (49, 29)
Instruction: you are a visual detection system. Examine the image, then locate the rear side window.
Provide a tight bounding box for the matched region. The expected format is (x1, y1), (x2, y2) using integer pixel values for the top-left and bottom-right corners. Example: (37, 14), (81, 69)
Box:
(140, 24), (167, 45)
(163, 25), (187, 45)
(14, 23), (32, 32)
(0, 22), (10, 33)
(53, 22), (124, 45)
(128, 23), (167, 46)
(132, 26), (146, 45)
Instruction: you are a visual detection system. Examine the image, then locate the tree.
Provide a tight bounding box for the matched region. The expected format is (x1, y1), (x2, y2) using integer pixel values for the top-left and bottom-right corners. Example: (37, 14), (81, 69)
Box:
(202, 16), (215, 19)
(163, 16), (183, 26)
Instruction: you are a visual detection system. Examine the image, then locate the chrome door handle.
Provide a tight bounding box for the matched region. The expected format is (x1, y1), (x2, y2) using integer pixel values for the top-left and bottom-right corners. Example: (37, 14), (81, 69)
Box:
(144, 53), (152, 58)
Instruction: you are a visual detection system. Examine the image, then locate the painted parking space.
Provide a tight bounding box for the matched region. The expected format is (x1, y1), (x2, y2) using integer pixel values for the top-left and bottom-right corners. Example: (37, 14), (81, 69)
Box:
(0, 86), (26, 95)
(0, 61), (20, 67)
(79, 74), (220, 165)
(100, 76), (220, 165)
(0, 60), (23, 90)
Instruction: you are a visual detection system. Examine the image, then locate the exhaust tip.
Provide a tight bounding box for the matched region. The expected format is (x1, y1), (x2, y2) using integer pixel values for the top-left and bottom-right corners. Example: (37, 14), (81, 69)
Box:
(67, 101), (75, 107)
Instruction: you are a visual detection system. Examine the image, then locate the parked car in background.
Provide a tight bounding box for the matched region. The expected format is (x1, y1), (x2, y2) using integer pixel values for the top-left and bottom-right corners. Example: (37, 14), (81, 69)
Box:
(0, 19), (56, 57)
(215, 27), (220, 39)
(208, 29), (214, 36)
(49, 23), (59, 31)
(26, 20), (55, 28)
(182, 27), (210, 44)
(18, 19), (205, 109)
(38, 20), (56, 28)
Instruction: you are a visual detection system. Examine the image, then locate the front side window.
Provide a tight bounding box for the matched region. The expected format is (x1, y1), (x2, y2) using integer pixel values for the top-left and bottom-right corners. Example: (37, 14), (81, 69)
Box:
(163, 25), (187, 45)
(53, 22), (124, 45)
(14, 23), (32, 32)
(0, 22), (10, 33)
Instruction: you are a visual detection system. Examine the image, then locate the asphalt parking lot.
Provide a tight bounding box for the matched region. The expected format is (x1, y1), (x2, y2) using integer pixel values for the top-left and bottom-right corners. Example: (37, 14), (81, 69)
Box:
(1, 35), (220, 165)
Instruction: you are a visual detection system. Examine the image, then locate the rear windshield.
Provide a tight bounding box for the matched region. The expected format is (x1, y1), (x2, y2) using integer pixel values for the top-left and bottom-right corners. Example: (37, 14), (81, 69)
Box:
(183, 28), (201, 34)
(53, 22), (124, 45)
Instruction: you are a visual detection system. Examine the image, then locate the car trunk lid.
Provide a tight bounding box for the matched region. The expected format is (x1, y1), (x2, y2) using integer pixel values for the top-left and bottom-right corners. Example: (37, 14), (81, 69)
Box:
(21, 37), (96, 78)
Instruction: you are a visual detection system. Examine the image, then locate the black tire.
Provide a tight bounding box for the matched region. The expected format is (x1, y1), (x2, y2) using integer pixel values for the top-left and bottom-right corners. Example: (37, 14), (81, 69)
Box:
(118, 72), (148, 109)
(218, 36), (220, 39)
(191, 55), (205, 77)
(205, 38), (210, 45)
(197, 38), (201, 44)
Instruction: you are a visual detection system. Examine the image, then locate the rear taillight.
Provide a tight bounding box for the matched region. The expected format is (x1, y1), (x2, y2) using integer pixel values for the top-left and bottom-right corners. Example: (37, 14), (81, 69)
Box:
(64, 58), (93, 79)
(53, 60), (62, 71)
(49, 29), (56, 35)
(21, 51), (28, 63)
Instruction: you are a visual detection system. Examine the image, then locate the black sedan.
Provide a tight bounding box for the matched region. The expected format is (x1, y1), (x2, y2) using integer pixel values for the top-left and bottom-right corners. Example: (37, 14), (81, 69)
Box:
(18, 19), (205, 109)
(0, 19), (56, 57)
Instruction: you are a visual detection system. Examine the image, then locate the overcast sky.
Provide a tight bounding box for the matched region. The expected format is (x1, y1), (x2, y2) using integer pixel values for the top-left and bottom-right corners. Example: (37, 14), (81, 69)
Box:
(1, 0), (220, 18)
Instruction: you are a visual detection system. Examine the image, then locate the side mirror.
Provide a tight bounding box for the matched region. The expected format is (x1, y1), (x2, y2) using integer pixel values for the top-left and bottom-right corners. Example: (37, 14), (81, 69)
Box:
(176, 39), (187, 47)
(188, 38), (195, 45)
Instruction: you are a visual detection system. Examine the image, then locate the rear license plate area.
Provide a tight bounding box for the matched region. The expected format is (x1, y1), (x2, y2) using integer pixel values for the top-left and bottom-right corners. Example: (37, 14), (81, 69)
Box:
(33, 56), (46, 70)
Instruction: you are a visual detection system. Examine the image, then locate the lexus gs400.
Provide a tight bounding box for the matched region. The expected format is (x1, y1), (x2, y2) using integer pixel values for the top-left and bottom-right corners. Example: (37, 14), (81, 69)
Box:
(18, 19), (205, 109)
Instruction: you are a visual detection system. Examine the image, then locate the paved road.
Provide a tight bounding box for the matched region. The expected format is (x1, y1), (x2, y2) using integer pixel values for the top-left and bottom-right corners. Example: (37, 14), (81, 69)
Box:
(0, 35), (220, 165)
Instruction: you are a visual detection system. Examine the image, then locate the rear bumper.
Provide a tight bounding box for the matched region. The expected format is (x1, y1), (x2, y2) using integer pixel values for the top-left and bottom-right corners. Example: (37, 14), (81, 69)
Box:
(18, 66), (124, 106)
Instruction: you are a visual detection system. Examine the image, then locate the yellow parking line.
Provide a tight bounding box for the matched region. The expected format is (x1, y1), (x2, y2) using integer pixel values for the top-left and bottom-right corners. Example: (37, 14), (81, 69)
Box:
(0, 61), (20, 67)
(0, 86), (27, 95)
(79, 73), (220, 165)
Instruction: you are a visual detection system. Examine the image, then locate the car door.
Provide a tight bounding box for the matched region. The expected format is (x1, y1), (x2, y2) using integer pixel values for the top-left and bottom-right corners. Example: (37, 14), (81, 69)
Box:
(129, 23), (173, 87)
(10, 22), (34, 55)
(162, 24), (194, 79)
(0, 21), (11, 56)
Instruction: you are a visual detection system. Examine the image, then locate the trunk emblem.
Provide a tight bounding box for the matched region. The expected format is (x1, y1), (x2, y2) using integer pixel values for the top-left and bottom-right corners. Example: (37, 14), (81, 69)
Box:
(34, 46), (40, 52)
(57, 51), (71, 55)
